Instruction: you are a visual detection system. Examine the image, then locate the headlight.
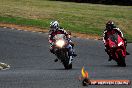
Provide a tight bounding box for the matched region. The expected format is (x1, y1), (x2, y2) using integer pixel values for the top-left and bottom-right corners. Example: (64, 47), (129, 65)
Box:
(118, 41), (123, 46)
(56, 40), (65, 47)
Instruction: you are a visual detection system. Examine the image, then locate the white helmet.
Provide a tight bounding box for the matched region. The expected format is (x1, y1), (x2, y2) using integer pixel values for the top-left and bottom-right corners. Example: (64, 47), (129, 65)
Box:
(50, 21), (59, 31)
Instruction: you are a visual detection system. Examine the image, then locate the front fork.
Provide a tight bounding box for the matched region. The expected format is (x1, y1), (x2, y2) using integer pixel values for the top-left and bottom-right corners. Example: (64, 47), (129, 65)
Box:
(107, 47), (126, 60)
(115, 48), (126, 59)
(66, 44), (74, 64)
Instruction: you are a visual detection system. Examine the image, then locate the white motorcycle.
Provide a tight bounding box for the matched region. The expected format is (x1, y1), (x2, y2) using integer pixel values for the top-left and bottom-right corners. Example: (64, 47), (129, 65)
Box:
(53, 34), (73, 69)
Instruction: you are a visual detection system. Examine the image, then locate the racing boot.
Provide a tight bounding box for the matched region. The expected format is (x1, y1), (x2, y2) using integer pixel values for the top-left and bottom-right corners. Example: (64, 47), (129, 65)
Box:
(108, 56), (113, 61)
(54, 58), (58, 62)
(105, 49), (112, 61)
(126, 51), (130, 55)
(72, 53), (77, 57)
(72, 49), (77, 57)
(50, 46), (55, 54)
(123, 38), (130, 55)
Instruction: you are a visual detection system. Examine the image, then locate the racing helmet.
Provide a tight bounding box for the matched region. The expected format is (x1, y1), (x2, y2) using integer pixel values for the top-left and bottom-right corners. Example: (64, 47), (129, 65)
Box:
(50, 21), (59, 31)
(106, 21), (116, 30)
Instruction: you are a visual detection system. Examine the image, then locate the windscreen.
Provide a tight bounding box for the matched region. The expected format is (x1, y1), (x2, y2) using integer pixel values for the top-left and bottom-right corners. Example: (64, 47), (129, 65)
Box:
(54, 34), (66, 40)
(108, 33), (118, 43)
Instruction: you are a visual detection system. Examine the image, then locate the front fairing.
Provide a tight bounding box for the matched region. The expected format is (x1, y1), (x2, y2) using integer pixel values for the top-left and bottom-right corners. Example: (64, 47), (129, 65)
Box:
(107, 34), (126, 59)
(54, 34), (68, 48)
(107, 33), (118, 48)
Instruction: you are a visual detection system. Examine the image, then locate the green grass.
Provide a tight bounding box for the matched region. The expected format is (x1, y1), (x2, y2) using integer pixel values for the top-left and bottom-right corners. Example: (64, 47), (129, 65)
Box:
(0, 0), (132, 42)
(0, 16), (50, 28)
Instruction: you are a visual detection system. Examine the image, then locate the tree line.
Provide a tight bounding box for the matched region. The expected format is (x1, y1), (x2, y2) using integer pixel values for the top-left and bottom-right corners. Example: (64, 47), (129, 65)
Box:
(54, 0), (132, 5)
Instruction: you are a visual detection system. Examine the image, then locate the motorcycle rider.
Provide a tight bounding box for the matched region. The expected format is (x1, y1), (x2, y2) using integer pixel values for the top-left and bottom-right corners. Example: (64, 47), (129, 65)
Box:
(103, 21), (130, 61)
(48, 21), (77, 62)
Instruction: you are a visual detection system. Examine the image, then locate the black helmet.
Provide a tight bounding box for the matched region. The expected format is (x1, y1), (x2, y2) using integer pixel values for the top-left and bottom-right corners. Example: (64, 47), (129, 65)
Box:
(106, 21), (116, 30)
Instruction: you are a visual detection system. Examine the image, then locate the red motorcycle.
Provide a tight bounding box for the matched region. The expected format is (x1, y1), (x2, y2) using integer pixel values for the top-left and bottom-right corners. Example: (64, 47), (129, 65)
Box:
(106, 33), (126, 67)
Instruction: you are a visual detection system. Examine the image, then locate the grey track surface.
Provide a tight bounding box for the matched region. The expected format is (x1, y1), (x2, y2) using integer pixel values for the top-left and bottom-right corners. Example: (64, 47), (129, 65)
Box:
(0, 28), (132, 88)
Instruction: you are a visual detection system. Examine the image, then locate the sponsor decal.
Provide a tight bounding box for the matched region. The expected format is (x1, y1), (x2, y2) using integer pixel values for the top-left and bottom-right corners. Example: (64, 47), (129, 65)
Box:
(80, 67), (131, 86)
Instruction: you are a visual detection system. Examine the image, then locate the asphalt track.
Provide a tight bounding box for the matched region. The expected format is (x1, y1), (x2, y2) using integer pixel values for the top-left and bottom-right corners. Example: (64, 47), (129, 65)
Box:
(0, 27), (132, 88)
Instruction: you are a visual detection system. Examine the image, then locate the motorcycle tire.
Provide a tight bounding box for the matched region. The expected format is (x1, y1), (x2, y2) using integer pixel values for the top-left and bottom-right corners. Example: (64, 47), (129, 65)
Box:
(63, 59), (72, 69)
(117, 51), (126, 67)
(61, 50), (72, 69)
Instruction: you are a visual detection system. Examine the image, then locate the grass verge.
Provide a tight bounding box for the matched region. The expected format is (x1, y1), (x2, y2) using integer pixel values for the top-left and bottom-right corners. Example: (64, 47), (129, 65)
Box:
(0, 16), (49, 29)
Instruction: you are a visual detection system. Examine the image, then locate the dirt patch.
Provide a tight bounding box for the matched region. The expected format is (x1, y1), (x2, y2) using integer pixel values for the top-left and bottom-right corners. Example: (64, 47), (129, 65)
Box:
(0, 23), (48, 33)
(0, 23), (102, 40)
(72, 32), (102, 40)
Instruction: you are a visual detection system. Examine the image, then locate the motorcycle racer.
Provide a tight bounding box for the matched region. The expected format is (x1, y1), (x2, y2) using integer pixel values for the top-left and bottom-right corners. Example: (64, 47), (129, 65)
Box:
(48, 21), (77, 62)
(103, 21), (130, 61)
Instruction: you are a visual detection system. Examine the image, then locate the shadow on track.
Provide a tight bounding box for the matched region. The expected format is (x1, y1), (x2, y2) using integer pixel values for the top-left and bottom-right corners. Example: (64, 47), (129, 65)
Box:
(46, 68), (80, 70)
(102, 64), (132, 67)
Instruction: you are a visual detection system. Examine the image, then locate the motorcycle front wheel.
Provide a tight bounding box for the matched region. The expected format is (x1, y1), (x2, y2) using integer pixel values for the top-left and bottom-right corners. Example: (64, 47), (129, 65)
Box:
(116, 51), (126, 67)
(63, 51), (72, 69)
